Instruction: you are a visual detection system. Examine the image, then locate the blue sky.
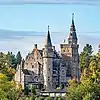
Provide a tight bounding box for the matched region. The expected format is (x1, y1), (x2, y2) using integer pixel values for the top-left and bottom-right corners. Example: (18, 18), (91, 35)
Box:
(0, 3), (100, 57)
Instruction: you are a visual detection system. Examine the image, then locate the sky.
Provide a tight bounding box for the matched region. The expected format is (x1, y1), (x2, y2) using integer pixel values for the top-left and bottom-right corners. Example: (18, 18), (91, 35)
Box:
(0, 2), (100, 58)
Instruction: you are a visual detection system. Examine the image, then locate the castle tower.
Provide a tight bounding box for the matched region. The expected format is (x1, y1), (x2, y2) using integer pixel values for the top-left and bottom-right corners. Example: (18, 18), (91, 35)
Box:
(14, 59), (25, 89)
(43, 26), (54, 90)
(60, 13), (80, 81)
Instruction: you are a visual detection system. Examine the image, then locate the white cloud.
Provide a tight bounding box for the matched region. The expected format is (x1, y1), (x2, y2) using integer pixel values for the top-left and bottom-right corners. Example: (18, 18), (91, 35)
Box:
(0, 31), (100, 59)
(0, 35), (44, 58)
(0, 29), (100, 59)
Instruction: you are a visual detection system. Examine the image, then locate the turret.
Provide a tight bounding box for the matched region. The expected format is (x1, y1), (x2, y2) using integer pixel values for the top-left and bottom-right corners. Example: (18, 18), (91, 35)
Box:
(43, 26), (54, 90)
(43, 25), (53, 58)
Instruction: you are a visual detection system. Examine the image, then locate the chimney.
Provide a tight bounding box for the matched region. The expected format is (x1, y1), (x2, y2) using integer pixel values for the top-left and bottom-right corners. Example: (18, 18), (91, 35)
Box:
(34, 44), (37, 49)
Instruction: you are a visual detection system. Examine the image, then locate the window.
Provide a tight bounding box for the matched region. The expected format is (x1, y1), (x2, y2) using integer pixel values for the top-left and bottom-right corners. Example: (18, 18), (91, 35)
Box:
(67, 48), (69, 52)
(63, 49), (65, 52)
(32, 65), (34, 68)
(70, 33), (72, 36)
(62, 70), (64, 72)
(48, 68), (50, 71)
(48, 77), (50, 81)
(53, 71), (56, 74)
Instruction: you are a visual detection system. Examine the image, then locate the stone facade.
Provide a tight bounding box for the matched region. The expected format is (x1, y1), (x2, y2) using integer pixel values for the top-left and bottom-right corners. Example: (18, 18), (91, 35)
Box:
(14, 14), (80, 91)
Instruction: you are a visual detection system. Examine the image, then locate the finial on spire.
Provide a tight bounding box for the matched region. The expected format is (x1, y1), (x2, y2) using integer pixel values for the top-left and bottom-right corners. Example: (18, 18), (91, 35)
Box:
(72, 13), (74, 21)
(48, 25), (49, 32)
(71, 13), (75, 26)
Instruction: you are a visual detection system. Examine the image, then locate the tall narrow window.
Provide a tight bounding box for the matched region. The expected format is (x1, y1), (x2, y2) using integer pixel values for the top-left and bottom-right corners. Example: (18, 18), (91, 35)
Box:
(32, 65), (34, 68)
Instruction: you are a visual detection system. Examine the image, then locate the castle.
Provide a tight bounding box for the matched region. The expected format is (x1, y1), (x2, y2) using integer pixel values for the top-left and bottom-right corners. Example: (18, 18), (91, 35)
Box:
(14, 14), (80, 91)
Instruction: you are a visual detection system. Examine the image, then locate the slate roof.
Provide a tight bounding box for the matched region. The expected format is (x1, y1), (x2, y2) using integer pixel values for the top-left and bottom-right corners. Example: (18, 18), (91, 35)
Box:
(22, 69), (30, 75)
(45, 25), (52, 46)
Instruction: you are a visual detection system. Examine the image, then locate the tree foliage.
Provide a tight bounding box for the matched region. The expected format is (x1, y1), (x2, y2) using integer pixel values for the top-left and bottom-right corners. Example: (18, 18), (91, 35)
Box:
(66, 44), (100, 100)
(46, 96), (52, 100)
(80, 44), (93, 71)
(16, 51), (22, 65)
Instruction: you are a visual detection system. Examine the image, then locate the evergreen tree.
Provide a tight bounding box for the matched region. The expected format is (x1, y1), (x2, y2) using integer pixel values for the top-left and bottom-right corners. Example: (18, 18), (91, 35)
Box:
(80, 44), (93, 71)
(6, 52), (17, 68)
(16, 51), (22, 65)
(24, 86), (29, 96)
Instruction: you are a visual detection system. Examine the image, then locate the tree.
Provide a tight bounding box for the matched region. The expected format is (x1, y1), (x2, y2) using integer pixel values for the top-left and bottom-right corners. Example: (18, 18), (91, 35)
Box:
(89, 55), (98, 74)
(0, 73), (21, 100)
(46, 96), (52, 100)
(80, 44), (93, 71)
(0, 88), (7, 100)
(58, 96), (64, 100)
(66, 77), (100, 100)
(66, 46), (100, 100)
(24, 86), (29, 95)
(16, 51), (22, 65)
(38, 96), (44, 100)
(0, 52), (7, 70)
(54, 96), (58, 100)
(6, 52), (17, 69)
(7, 88), (20, 100)
(31, 86), (36, 95)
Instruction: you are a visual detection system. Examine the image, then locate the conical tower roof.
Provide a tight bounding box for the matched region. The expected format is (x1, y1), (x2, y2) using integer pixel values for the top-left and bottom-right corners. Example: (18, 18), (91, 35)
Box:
(45, 25), (52, 46)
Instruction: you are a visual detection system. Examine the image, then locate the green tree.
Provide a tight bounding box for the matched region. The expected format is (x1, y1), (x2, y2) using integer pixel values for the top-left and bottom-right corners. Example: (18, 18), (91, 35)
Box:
(66, 47), (100, 100)
(38, 96), (44, 100)
(24, 85), (29, 95)
(46, 96), (52, 100)
(58, 96), (64, 100)
(80, 44), (93, 71)
(16, 51), (22, 65)
(31, 86), (36, 95)
(7, 88), (20, 100)
(0, 73), (22, 100)
(6, 52), (17, 69)
(54, 96), (58, 100)
(0, 52), (7, 71)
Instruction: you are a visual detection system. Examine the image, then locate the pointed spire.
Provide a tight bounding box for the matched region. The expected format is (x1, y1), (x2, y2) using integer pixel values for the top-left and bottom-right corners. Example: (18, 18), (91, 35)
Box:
(48, 25), (49, 33)
(70, 13), (75, 31)
(72, 13), (74, 26)
(45, 25), (52, 46)
(68, 13), (77, 44)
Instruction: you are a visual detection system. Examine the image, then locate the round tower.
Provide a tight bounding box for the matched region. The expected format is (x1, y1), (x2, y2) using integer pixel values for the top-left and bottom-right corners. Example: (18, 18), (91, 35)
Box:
(43, 26), (54, 90)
